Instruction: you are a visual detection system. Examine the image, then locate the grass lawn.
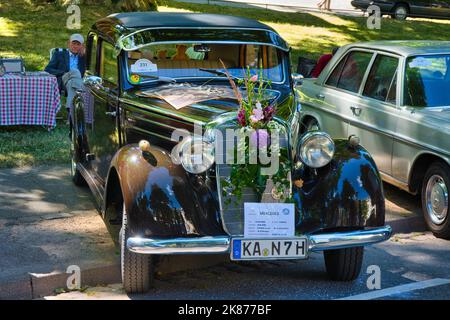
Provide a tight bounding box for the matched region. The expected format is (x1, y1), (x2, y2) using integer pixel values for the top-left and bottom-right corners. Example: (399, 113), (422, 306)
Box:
(1, 0), (450, 168)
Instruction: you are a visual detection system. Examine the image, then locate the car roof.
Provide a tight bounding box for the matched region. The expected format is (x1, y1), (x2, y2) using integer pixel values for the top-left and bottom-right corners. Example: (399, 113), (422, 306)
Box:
(346, 40), (450, 57)
(107, 12), (274, 31)
(91, 12), (289, 52)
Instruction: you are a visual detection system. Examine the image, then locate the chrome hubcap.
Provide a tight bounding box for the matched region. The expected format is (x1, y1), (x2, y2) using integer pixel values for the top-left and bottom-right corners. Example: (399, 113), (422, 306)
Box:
(426, 175), (448, 225)
(396, 8), (407, 18)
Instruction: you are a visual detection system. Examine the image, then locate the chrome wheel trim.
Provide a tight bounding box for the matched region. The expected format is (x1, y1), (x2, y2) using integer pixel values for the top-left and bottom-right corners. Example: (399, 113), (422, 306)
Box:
(426, 174), (448, 225)
(395, 7), (407, 19)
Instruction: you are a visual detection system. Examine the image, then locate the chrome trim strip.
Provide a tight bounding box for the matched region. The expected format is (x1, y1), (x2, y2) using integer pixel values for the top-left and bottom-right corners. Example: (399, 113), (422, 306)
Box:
(77, 163), (105, 209)
(124, 103), (193, 127)
(308, 226), (392, 252)
(129, 114), (181, 132)
(300, 101), (450, 157)
(125, 124), (175, 143)
(127, 236), (230, 254)
(117, 27), (290, 52)
(126, 226), (392, 255)
(121, 98), (207, 125)
(380, 172), (412, 193)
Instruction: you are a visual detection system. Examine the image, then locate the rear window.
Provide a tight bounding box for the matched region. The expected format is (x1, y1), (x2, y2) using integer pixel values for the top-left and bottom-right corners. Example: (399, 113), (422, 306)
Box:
(404, 55), (450, 107)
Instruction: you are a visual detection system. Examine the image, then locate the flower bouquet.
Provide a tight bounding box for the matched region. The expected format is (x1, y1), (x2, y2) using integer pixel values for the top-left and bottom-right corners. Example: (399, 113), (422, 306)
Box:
(219, 60), (291, 205)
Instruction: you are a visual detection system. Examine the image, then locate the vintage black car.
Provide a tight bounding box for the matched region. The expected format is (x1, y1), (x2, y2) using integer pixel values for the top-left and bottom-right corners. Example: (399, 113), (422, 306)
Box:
(71, 12), (392, 293)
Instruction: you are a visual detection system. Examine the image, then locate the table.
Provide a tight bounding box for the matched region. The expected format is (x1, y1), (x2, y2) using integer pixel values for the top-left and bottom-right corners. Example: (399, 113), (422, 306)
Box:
(0, 72), (61, 128)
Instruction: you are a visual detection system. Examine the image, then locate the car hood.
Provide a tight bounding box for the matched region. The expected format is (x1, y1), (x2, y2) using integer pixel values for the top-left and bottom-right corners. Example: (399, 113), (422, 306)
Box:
(122, 83), (284, 124)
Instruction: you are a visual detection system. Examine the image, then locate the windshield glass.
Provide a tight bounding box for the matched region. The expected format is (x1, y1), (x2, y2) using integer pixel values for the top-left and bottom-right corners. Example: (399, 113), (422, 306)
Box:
(404, 54), (450, 107)
(125, 43), (284, 84)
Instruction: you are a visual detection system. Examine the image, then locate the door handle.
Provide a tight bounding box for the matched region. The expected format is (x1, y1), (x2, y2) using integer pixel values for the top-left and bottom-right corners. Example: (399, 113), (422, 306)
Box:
(316, 93), (325, 99)
(105, 111), (117, 117)
(350, 106), (362, 116)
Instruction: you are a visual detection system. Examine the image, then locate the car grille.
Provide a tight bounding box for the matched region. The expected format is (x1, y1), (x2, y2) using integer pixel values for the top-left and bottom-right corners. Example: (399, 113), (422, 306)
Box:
(214, 122), (290, 236)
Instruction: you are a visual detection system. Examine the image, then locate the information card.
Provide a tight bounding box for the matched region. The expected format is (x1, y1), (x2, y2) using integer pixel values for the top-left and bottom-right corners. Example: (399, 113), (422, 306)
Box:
(244, 203), (295, 238)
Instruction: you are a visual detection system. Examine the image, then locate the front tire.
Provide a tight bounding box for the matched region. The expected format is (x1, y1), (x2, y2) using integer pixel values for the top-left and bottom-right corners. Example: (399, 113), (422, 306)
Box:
(421, 162), (450, 239)
(70, 127), (86, 186)
(324, 247), (364, 281)
(120, 205), (154, 293)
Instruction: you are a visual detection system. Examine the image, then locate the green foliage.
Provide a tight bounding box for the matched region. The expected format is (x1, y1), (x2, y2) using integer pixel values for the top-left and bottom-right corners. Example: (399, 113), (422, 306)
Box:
(0, 123), (71, 168)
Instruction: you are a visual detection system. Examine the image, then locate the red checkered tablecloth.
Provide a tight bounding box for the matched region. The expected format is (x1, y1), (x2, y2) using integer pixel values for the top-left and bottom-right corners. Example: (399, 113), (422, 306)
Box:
(0, 72), (61, 127)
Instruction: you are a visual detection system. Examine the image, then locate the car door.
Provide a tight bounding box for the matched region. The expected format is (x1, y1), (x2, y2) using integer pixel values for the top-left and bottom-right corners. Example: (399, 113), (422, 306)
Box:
(321, 50), (375, 139)
(348, 52), (400, 176)
(429, 0), (450, 17)
(84, 38), (120, 182)
(409, 0), (433, 17)
(298, 49), (374, 139)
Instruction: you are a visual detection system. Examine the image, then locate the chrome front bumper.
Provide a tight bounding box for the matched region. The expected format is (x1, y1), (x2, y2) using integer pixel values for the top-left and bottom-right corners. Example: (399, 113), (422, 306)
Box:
(127, 226), (392, 255)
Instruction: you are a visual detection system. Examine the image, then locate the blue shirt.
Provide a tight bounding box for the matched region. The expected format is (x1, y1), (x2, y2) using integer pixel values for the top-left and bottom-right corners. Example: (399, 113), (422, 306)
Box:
(69, 52), (79, 71)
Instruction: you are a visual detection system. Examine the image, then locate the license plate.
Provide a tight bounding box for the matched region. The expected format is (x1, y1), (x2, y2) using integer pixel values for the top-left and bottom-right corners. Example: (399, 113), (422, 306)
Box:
(231, 238), (308, 261)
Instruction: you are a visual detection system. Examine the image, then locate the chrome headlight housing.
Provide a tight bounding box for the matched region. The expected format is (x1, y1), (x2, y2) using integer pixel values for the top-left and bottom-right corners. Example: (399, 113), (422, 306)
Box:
(174, 136), (215, 174)
(298, 131), (335, 168)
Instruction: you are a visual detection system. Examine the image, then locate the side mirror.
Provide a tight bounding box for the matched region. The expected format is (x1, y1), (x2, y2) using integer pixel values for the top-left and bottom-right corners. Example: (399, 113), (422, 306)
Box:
(83, 75), (103, 90)
(292, 73), (304, 87)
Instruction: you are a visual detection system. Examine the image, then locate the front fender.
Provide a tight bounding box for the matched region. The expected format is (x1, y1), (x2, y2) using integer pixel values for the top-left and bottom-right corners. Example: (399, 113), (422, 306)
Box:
(293, 139), (385, 235)
(108, 144), (224, 238)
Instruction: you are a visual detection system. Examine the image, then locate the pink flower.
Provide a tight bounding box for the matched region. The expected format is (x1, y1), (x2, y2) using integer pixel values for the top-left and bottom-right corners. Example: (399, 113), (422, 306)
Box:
(250, 75), (258, 82)
(250, 129), (270, 148)
(249, 102), (264, 124)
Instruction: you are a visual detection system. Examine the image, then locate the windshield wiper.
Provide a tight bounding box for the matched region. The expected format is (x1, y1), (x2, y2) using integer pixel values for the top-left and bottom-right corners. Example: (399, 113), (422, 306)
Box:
(199, 68), (241, 81)
(139, 75), (177, 83)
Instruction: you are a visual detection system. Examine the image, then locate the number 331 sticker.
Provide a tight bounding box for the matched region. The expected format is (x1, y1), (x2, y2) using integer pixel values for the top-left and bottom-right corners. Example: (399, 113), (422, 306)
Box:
(131, 59), (158, 73)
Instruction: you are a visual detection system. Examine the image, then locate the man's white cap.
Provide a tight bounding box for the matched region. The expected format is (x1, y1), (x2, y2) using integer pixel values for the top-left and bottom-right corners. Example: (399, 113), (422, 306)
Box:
(70, 33), (84, 44)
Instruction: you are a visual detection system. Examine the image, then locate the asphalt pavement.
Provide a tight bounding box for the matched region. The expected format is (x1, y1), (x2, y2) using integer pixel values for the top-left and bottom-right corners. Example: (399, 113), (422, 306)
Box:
(0, 164), (447, 300)
(45, 231), (450, 300)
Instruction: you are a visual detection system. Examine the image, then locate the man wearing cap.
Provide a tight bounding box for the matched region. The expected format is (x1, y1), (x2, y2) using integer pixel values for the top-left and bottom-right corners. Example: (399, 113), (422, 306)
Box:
(45, 34), (86, 120)
(45, 34), (86, 91)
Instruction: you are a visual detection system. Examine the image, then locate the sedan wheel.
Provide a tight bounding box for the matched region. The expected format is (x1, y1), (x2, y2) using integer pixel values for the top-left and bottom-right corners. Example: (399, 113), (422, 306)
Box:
(392, 5), (408, 20)
(70, 128), (85, 186)
(120, 204), (154, 293)
(324, 247), (364, 281)
(421, 162), (450, 239)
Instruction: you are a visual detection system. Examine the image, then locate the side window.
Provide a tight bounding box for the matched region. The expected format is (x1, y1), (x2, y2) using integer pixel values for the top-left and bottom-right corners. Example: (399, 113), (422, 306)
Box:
(326, 51), (373, 93)
(363, 55), (399, 103)
(87, 34), (97, 75)
(326, 55), (346, 87)
(100, 41), (118, 86)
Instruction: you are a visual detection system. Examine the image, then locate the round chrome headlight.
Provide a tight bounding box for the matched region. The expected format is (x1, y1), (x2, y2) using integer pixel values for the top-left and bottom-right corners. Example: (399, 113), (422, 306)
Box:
(298, 132), (335, 168)
(176, 137), (215, 174)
